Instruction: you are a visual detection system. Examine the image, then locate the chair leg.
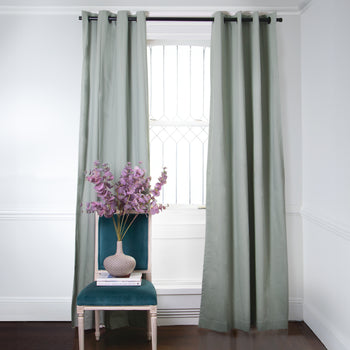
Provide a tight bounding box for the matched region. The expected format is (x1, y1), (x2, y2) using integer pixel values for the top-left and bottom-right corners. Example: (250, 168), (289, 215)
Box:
(77, 306), (85, 350)
(147, 309), (152, 341)
(150, 306), (157, 350)
(95, 310), (100, 341)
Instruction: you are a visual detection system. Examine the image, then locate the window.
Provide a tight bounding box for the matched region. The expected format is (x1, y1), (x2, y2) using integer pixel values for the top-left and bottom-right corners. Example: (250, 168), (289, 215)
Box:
(147, 45), (210, 206)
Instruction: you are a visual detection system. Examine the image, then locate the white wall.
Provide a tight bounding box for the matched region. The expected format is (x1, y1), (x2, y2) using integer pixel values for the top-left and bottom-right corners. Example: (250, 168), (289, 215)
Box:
(301, 0), (350, 349)
(0, 5), (303, 325)
(0, 13), (81, 320)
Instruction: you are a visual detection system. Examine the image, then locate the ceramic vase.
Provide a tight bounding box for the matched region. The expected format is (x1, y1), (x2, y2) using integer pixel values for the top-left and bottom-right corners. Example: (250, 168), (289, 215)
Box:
(103, 240), (136, 277)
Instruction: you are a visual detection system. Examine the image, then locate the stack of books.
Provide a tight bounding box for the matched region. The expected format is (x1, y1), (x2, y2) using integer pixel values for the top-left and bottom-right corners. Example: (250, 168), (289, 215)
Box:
(96, 271), (142, 286)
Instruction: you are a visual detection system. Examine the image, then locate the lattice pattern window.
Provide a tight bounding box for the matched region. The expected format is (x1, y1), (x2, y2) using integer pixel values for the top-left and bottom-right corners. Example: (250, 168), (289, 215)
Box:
(148, 45), (210, 205)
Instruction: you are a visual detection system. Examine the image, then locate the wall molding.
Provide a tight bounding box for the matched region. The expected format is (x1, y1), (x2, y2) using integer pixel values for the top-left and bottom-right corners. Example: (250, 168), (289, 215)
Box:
(0, 208), (300, 222)
(0, 297), (71, 303)
(286, 205), (301, 216)
(0, 210), (75, 221)
(301, 207), (350, 242)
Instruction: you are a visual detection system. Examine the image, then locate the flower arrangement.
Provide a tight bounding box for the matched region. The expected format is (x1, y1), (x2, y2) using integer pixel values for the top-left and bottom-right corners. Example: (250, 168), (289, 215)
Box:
(84, 161), (167, 241)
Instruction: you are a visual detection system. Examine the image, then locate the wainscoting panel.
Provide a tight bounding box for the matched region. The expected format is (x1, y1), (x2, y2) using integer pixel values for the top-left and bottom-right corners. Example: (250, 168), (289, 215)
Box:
(302, 208), (350, 350)
(0, 292), (303, 324)
(0, 208), (303, 323)
(0, 297), (72, 322)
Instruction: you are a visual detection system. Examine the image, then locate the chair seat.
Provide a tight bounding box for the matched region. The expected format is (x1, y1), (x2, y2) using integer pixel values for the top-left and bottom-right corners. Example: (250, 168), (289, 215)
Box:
(77, 279), (157, 306)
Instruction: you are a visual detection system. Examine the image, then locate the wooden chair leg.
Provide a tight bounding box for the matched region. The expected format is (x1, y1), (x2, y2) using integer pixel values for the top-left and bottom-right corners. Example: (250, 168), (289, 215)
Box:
(150, 306), (157, 350)
(77, 307), (85, 350)
(147, 309), (152, 341)
(95, 310), (100, 341)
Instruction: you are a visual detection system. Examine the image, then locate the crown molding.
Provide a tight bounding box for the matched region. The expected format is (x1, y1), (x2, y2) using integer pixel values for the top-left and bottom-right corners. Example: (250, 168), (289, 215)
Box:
(298, 0), (312, 14)
(0, 5), (306, 16)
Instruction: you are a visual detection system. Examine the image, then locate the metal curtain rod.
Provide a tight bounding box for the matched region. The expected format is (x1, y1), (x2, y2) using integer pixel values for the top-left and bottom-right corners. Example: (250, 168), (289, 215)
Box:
(78, 15), (283, 23)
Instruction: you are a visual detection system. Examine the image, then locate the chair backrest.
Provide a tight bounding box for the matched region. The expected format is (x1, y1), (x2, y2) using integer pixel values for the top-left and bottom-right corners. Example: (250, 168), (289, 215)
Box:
(94, 213), (152, 280)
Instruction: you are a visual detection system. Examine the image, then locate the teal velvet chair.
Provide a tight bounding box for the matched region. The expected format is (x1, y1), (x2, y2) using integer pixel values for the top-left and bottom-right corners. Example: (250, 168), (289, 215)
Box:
(76, 213), (157, 350)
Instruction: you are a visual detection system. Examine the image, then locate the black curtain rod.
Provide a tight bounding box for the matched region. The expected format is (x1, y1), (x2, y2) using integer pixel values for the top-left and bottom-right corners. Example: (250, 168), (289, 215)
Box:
(78, 15), (283, 24)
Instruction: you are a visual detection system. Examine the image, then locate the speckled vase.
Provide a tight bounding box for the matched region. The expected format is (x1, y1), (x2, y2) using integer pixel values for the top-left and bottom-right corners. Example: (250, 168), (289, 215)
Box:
(103, 241), (136, 277)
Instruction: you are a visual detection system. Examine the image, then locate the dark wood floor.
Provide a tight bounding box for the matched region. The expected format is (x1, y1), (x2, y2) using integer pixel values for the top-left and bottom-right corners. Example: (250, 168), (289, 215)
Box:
(0, 321), (326, 350)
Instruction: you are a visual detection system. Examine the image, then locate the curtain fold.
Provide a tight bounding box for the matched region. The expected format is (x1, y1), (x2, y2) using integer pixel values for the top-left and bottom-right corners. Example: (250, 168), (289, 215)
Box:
(71, 10), (149, 329)
(199, 12), (288, 332)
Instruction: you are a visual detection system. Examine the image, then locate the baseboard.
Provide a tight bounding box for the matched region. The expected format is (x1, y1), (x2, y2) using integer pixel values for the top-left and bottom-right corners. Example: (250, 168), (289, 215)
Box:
(304, 303), (349, 350)
(157, 308), (200, 326)
(289, 298), (303, 321)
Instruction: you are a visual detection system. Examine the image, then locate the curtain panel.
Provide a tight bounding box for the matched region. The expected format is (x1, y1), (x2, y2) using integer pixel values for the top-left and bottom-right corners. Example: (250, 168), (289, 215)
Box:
(71, 10), (149, 329)
(199, 12), (288, 332)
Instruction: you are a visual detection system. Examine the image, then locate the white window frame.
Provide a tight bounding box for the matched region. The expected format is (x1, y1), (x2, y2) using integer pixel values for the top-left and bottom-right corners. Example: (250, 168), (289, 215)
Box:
(146, 21), (211, 236)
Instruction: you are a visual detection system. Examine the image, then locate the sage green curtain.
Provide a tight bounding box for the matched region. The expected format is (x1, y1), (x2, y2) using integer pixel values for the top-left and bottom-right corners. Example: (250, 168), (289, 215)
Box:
(71, 10), (149, 329)
(199, 12), (288, 332)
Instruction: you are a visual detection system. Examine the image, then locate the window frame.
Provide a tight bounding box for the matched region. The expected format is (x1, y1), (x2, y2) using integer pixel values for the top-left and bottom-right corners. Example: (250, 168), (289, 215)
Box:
(147, 42), (210, 208)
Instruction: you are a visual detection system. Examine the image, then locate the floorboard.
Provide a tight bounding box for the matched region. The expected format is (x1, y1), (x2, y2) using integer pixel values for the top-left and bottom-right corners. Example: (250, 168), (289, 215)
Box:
(0, 321), (327, 350)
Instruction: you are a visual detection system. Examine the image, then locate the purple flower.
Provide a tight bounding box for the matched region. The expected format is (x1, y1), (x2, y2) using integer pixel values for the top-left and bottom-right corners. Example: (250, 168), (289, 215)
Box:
(83, 161), (168, 241)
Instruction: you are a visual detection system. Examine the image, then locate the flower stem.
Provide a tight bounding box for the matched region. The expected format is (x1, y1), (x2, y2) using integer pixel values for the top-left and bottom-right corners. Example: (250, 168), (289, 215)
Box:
(121, 214), (138, 240)
(117, 214), (120, 234)
(120, 213), (127, 238)
(112, 215), (121, 241)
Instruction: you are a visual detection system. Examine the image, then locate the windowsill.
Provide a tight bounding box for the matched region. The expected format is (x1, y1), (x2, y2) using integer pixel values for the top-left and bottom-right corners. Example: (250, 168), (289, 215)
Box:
(154, 281), (202, 295)
(165, 204), (206, 210)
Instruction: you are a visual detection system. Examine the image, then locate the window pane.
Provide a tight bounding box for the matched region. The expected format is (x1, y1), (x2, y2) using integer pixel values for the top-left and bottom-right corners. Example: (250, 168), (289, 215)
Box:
(177, 46), (191, 121)
(149, 46), (164, 120)
(148, 45), (210, 205)
(164, 46), (177, 121)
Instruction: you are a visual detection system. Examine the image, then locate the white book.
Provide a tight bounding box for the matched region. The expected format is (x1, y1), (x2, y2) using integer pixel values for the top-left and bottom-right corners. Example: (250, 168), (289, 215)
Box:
(97, 280), (141, 286)
(96, 271), (142, 286)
